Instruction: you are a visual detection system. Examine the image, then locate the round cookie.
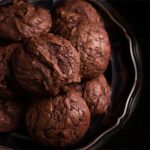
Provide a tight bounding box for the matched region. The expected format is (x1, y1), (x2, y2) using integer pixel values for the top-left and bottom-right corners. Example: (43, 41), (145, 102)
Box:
(0, 44), (19, 99)
(0, 99), (23, 132)
(12, 34), (80, 96)
(0, 1), (52, 41)
(26, 90), (90, 147)
(83, 74), (110, 116)
(53, 0), (111, 79)
(53, 0), (103, 28)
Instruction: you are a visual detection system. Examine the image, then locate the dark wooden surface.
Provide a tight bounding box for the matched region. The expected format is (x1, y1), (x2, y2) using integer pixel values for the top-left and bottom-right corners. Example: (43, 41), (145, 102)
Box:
(103, 0), (150, 149)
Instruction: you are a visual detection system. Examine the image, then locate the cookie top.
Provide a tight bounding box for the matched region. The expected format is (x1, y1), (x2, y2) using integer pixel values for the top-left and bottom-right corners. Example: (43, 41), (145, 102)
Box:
(26, 89), (90, 147)
(0, 1), (52, 41)
(12, 34), (81, 96)
(53, 0), (103, 27)
(53, 0), (111, 79)
(83, 74), (111, 116)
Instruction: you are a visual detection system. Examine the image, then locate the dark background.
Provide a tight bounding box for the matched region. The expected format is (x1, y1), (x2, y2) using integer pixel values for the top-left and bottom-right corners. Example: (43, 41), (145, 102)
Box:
(103, 0), (150, 149)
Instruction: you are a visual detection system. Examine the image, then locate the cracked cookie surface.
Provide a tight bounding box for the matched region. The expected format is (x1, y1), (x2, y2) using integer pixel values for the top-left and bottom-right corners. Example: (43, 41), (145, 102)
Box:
(12, 34), (81, 96)
(83, 74), (110, 116)
(26, 90), (90, 147)
(53, 0), (111, 79)
(0, 1), (51, 41)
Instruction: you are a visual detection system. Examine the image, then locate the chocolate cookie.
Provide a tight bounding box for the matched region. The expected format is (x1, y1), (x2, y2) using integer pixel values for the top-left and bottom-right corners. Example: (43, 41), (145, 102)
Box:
(0, 44), (19, 99)
(83, 75), (110, 116)
(12, 34), (80, 96)
(0, 99), (23, 132)
(0, 1), (51, 41)
(53, 0), (103, 28)
(26, 90), (90, 147)
(53, 0), (111, 79)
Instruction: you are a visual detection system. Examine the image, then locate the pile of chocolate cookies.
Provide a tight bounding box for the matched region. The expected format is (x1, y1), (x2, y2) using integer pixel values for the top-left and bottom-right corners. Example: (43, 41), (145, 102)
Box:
(0, 0), (111, 147)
